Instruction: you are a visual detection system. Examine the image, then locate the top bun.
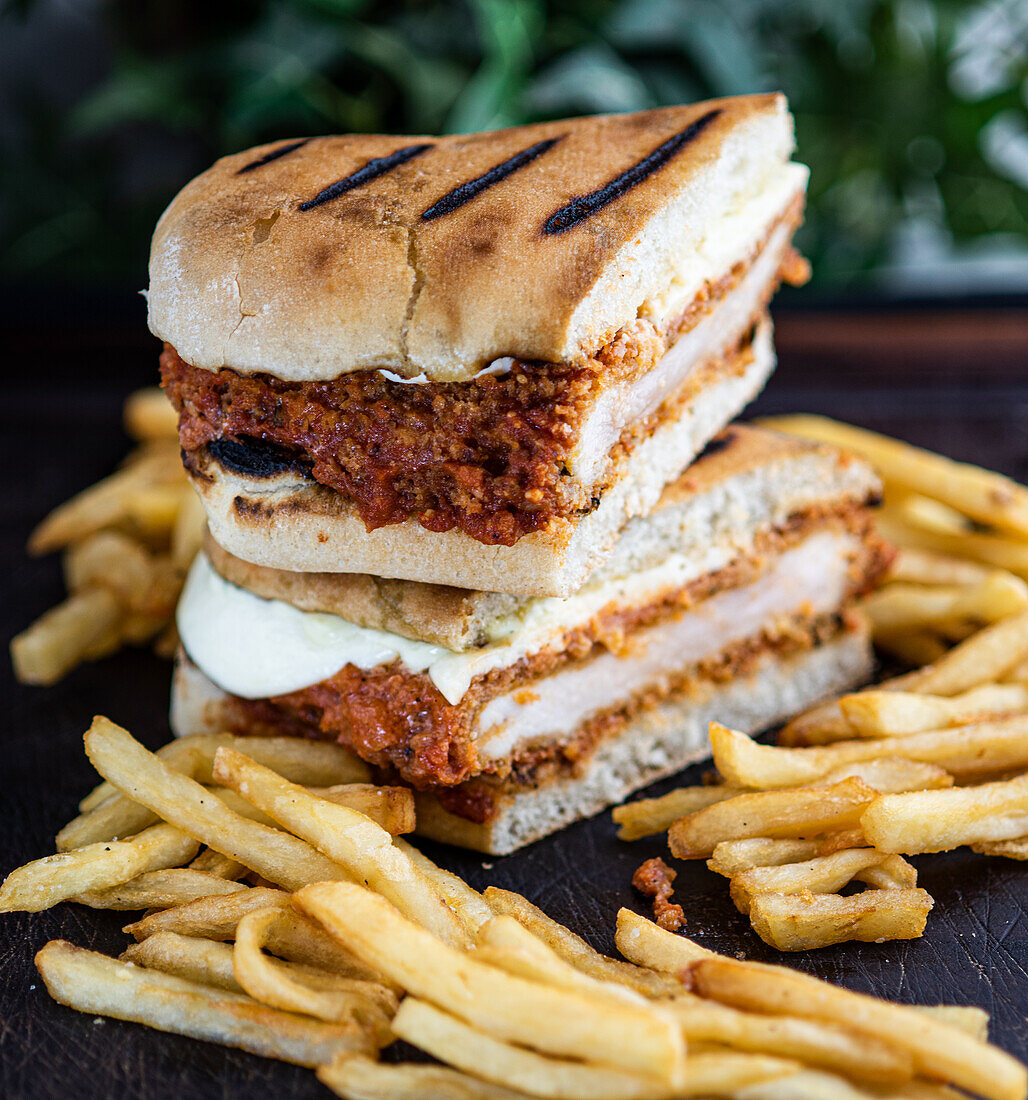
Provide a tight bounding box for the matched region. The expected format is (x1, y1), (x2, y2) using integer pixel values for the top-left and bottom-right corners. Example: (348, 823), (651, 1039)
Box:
(148, 95), (794, 383)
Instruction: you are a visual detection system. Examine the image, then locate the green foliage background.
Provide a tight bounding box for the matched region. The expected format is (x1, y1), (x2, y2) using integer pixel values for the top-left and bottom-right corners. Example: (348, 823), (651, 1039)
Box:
(1, 0), (1026, 290)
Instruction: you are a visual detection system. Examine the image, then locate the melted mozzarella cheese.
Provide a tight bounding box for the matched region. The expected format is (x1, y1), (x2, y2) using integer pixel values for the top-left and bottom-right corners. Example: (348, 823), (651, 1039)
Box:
(177, 553), (448, 700)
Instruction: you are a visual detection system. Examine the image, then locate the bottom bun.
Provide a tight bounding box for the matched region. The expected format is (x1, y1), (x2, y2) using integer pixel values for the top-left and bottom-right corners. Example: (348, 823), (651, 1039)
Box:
(171, 621), (871, 855)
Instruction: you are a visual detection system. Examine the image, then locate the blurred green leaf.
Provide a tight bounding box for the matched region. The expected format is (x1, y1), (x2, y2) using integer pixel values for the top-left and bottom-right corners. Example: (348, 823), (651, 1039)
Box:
(1, 0), (1024, 289)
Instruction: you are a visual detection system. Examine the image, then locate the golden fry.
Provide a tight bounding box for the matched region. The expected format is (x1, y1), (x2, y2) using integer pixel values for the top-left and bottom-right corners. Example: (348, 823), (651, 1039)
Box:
(710, 719), (1028, 789)
(482, 887), (680, 998)
(688, 956), (1026, 1100)
(296, 881), (686, 1082)
(318, 1054), (533, 1100)
(233, 908), (395, 1039)
(213, 747), (471, 948)
(861, 774), (1028, 854)
(971, 835), (1028, 860)
(391, 997), (688, 1100)
(10, 588), (122, 685)
(668, 778), (878, 859)
(840, 685), (1028, 737)
(728, 849), (896, 916)
(74, 867), (247, 910)
(612, 786), (746, 841)
(84, 718), (351, 890)
(36, 940), (374, 1067)
(707, 838), (820, 877)
(123, 387), (179, 442)
(759, 414), (1028, 538)
(0, 823), (197, 913)
(748, 889), (933, 951)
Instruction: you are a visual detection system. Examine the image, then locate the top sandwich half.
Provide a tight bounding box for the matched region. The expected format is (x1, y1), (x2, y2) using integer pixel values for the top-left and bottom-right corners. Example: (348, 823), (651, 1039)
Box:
(152, 96), (808, 595)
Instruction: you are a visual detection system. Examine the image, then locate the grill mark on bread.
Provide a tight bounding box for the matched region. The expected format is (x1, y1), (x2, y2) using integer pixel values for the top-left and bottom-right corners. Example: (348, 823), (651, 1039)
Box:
(542, 109), (721, 235)
(237, 139), (310, 174)
(421, 137), (562, 221)
(299, 143), (434, 210)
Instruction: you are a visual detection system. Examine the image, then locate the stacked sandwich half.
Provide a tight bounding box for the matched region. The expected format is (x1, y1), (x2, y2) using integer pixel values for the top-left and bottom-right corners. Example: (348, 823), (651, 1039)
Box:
(153, 96), (890, 853)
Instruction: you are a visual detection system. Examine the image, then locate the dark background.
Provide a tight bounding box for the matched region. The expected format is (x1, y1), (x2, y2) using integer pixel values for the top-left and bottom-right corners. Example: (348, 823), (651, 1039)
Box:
(1, 2), (1027, 1096)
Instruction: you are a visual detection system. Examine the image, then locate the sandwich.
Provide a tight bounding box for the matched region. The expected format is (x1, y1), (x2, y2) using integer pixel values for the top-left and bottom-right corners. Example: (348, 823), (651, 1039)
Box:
(151, 95), (809, 596)
(171, 426), (890, 854)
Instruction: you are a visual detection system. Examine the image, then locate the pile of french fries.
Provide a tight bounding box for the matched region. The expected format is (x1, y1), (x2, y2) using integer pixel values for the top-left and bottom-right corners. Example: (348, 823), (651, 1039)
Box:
(10, 387), (200, 685)
(760, 415), (1028, 663)
(617, 416), (1028, 951)
(3, 716), (1025, 1099)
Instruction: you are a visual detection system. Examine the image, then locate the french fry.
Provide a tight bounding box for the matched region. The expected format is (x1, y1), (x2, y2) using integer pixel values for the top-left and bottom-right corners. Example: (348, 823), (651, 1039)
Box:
(733, 1067), (962, 1099)
(392, 996), (695, 1100)
(864, 575), (1028, 636)
(296, 881), (687, 1082)
(840, 685), (1028, 737)
(123, 386), (179, 441)
(877, 514), (1028, 580)
(80, 731), (371, 812)
(971, 835), (1028, 859)
(10, 588), (122, 685)
(816, 757), (954, 792)
(124, 887), (291, 941)
(688, 955), (1027, 1100)
(612, 786), (746, 841)
(890, 490), (972, 535)
(124, 929), (397, 1027)
(188, 848), (247, 880)
(615, 906), (718, 972)
(64, 530), (182, 618)
(0, 823), (198, 912)
(887, 547), (995, 587)
(123, 890), (384, 982)
(394, 838), (494, 931)
(313, 784), (415, 836)
(901, 609), (1028, 693)
(83, 718), (353, 891)
(710, 719), (1028, 789)
(482, 887), (681, 998)
(815, 828), (868, 854)
(123, 931), (243, 991)
(474, 916), (641, 1005)
(36, 940), (374, 1067)
(861, 774), (1028, 854)
(668, 778), (878, 859)
(727, 849), (897, 916)
(747, 889), (933, 951)
(667, 998), (914, 1085)
(61, 779), (391, 853)
(213, 747), (471, 948)
(233, 908), (396, 1040)
(760, 414), (1028, 538)
(853, 854), (918, 889)
(396, 996), (801, 1099)
(170, 485), (206, 570)
(28, 444), (184, 556)
(915, 1005), (990, 1040)
(318, 1054), (534, 1100)
(708, 838), (821, 877)
(781, 610), (1028, 747)
(73, 867), (247, 910)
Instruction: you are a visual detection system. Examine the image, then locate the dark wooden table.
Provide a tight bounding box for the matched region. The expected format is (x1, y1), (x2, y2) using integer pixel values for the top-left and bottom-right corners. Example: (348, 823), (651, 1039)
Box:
(1, 297), (1026, 1098)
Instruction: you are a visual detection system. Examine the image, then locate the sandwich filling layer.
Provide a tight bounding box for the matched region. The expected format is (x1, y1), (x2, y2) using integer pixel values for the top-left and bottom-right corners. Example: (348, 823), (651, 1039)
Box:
(163, 188), (803, 547)
(178, 511), (889, 790)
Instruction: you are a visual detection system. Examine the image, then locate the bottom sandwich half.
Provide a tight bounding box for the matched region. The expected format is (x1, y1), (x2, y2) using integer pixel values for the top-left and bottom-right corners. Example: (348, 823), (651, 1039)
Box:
(171, 425), (890, 854)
